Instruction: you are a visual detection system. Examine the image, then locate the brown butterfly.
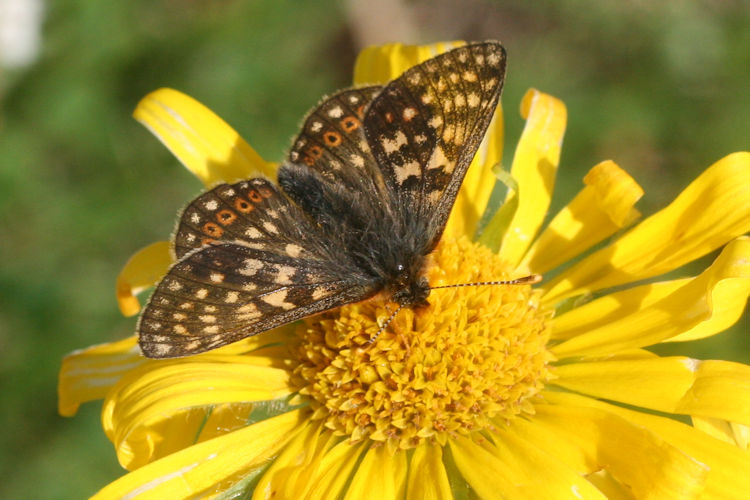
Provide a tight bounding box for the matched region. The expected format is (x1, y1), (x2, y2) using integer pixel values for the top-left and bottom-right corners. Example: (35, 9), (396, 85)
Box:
(137, 42), (507, 358)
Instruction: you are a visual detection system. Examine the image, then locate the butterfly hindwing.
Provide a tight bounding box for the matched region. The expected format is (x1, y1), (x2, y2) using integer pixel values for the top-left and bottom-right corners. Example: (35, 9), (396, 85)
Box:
(287, 86), (384, 191)
(174, 178), (312, 259)
(363, 42), (506, 246)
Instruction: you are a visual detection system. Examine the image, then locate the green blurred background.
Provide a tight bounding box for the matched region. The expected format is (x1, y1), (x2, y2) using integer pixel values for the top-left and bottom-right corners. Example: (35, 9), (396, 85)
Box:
(1, 1), (748, 497)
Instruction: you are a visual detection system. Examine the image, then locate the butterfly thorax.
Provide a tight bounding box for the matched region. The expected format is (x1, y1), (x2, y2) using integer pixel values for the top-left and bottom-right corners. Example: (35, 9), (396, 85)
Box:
(279, 161), (434, 307)
(390, 264), (431, 307)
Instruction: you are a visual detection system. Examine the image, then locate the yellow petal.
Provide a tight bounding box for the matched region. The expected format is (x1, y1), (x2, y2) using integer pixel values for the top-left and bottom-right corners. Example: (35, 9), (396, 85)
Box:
(344, 445), (407, 500)
(551, 279), (687, 341)
(544, 152), (750, 302)
(692, 417), (749, 451)
(489, 427), (607, 499)
(551, 237), (750, 358)
(58, 336), (143, 417)
(533, 399), (709, 498)
(584, 470), (634, 500)
(520, 160), (643, 275)
(545, 391), (750, 498)
(353, 41), (465, 85)
(301, 440), (368, 500)
(555, 357), (750, 425)
(92, 409), (304, 499)
(448, 435), (524, 500)
(252, 422), (332, 500)
(116, 241), (172, 317)
(133, 88), (274, 186)
(445, 106), (504, 240)
(406, 442), (452, 500)
(498, 89), (567, 267)
(102, 357), (292, 469)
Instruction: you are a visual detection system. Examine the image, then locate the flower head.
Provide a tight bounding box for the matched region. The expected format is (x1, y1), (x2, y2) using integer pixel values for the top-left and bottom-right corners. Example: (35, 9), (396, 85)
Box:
(60, 41), (750, 498)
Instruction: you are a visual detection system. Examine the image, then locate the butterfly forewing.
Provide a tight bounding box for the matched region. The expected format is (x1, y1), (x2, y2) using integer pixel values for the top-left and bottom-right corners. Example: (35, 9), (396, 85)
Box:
(363, 42), (506, 246)
(138, 242), (375, 358)
(174, 178), (311, 258)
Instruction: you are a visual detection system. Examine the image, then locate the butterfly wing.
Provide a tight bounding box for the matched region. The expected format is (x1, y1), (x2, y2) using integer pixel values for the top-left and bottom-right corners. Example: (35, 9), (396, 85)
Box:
(363, 41), (506, 248)
(287, 86), (383, 189)
(139, 178), (379, 358)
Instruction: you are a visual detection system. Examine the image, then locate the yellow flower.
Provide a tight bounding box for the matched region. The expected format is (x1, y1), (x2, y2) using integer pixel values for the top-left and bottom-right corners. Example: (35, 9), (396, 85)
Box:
(59, 41), (750, 499)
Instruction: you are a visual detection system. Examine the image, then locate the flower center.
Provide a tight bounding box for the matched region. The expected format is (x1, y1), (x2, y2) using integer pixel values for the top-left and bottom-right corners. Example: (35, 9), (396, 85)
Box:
(291, 236), (552, 451)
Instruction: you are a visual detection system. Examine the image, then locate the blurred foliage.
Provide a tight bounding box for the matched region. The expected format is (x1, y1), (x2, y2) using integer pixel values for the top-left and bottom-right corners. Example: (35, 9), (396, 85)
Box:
(0, 0), (747, 497)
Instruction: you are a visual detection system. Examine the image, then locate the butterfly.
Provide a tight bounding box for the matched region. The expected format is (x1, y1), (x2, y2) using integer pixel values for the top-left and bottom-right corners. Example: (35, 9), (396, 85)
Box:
(137, 41), (507, 358)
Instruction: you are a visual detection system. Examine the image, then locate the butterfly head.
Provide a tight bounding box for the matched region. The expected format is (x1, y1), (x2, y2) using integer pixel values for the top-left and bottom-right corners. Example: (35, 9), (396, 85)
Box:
(390, 263), (430, 308)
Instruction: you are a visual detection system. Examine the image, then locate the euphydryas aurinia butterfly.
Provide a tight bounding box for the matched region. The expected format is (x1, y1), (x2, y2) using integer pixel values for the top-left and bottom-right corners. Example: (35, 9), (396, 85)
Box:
(138, 42), (512, 358)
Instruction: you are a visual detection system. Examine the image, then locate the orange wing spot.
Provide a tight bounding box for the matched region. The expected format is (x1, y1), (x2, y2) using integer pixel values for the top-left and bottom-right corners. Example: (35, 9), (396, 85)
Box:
(340, 116), (360, 133)
(235, 197), (254, 213)
(384, 112), (394, 123)
(308, 145), (323, 159)
(216, 209), (237, 226)
(248, 189), (263, 203)
(259, 186), (273, 198)
(356, 104), (366, 118)
(323, 131), (342, 147)
(201, 238), (216, 246)
(203, 222), (224, 237)
(303, 155), (315, 166)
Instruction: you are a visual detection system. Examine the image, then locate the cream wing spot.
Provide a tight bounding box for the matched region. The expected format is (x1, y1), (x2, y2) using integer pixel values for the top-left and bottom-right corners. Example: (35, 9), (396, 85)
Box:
(225, 291), (239, 303)
(428, 116), (443, 129)
(236, 303), (262, 320)
(275, 265), (297, 285)
(394, 161), (422, 184)
(199, 315), (216, 323)
(196, 289), (209, 299)
(263, 222), (278, 234)
(210, 272), (225, 283)
(312, 287), (331, 300)
(381, 130), (408, 154)
(204, 200), (219, 211)
(245, 227), (263, 239)
(151, 344), (173, 357)
(261, 289), (295, 310)
(327, 106), (343, 118)
(285, 243), (304, 258)
(240, 259), (263, 276)
(467, 93), (480, 108)
(427, 146), (452, 172)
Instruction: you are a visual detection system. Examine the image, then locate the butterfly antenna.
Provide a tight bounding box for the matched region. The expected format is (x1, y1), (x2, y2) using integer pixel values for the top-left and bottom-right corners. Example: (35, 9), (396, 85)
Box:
(368, 303), (406, 345)
(429, 274), (542, 291)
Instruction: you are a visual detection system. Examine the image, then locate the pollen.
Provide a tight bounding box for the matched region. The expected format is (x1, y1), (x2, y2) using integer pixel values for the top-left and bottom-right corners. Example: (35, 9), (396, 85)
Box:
(291, 237), (553, 453)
